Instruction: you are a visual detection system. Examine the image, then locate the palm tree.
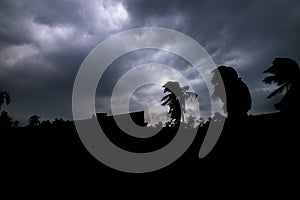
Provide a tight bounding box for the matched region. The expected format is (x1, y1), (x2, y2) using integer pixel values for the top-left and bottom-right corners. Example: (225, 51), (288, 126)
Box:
(0, 91), (11, 111)
(263, 58), (300, 98)
(28, 115), (41, 126)
(161, 81), (198, 125)
(263, 58), (300, 113)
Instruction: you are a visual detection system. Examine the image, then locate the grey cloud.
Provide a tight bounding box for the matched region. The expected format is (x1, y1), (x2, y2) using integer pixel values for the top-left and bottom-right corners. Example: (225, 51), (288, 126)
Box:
(0, 0), (299, 123)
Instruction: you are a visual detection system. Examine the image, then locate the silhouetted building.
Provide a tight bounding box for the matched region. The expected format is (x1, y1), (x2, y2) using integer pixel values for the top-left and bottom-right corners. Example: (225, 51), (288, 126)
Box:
(96, 111), (147, 127)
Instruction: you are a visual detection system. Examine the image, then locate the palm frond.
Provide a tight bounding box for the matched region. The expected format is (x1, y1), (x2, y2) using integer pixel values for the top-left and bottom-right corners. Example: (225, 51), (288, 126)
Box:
(263, 65), (276, 74)
(263, 75), (288, 86)
(266, 83), (288, 99)
(161, 99), (170, 106)
(161, 94), (170, 102)
(263, 76), (277, 84)
(163, 87), (172, 93)
(161, 94), (177, 106)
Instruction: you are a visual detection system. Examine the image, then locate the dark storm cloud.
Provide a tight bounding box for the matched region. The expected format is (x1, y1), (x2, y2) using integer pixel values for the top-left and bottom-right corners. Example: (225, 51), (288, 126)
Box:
(125, 0), (300, 67)
(125, 0), (300, 114)
(0, 0), (130, 122)
(0, 0), (299, 123)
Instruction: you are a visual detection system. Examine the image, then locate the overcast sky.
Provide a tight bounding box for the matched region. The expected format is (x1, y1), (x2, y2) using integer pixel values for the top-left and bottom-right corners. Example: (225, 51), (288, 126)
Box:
(1, 0), (300, 124)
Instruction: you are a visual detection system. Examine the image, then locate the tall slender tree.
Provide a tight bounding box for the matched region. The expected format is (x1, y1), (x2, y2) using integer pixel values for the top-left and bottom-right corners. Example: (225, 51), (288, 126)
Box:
(0, 91), (10, 111)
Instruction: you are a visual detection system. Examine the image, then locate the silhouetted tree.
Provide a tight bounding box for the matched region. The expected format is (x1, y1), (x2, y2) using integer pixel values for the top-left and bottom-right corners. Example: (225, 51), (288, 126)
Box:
(263, 58), (300, 113)
(0, 111), (13, 128)
(28, 115), (41, 126)
(161, 81), (198, 125)
(212, 66), (252, 119)
(0, 92), (16, 128)
(0, 91), (10, 111)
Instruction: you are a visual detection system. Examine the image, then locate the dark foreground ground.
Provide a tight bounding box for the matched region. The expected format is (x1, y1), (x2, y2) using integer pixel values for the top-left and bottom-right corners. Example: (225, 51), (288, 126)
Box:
(2, 113), (299, 197)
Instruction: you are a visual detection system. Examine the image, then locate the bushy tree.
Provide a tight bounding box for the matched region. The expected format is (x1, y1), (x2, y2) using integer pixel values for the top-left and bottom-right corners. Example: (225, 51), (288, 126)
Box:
(28, 115), (41, 126)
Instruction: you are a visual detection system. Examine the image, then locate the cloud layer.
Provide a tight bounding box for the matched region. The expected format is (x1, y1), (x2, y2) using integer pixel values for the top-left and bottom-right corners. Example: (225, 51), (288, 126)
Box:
(0, 0), (299, 124)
